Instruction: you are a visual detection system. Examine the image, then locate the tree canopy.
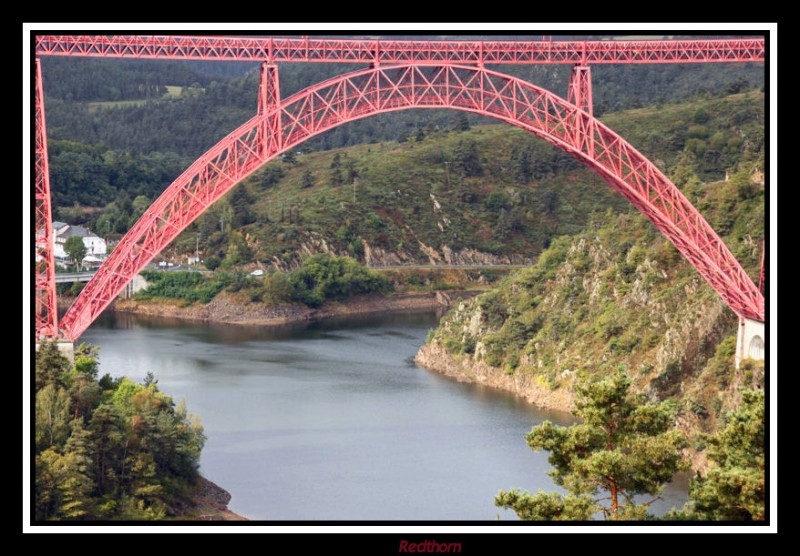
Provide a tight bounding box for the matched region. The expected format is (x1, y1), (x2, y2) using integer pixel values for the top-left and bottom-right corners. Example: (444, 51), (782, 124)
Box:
(283, 254), (389, 308)
(670, 388), (765, 521)
(35, 342), (205, 520)
(496, 371), (688, 520)
(64, 236), (87, 267)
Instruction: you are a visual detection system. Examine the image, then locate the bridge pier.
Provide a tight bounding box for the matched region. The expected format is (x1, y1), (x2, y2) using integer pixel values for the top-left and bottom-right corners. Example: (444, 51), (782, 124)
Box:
(35, 340), (74, 365)
(119, 273), (150, 299)
(735, 317), (765, 368)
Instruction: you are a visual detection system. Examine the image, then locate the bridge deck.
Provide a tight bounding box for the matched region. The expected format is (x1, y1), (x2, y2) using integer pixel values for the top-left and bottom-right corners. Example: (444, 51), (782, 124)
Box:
(34, 36), (765, 65)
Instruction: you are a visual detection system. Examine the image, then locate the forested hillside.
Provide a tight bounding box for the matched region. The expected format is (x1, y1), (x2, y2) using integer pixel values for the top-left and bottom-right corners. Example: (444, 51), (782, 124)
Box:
(46, 83), (763, 273)
(43, 58), (761, 160)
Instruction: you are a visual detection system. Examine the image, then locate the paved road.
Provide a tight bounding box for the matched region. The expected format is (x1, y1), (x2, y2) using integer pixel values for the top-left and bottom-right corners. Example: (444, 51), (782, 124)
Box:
(54, 271), (96, 283)
(54, 263), (207, 284)
(367, 264), (528, 271)
(53, 263), (523, 284)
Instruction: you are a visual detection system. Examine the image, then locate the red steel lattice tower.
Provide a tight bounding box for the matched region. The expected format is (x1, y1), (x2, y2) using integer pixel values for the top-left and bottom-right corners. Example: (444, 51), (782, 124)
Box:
(34, 58), (58, 339)
(258, 63), (282, 156)
(568, 65), (593, 115)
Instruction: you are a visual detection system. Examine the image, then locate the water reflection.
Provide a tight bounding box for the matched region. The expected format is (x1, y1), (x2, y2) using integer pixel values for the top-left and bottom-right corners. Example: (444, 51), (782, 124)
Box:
(84, 310), (686, 520)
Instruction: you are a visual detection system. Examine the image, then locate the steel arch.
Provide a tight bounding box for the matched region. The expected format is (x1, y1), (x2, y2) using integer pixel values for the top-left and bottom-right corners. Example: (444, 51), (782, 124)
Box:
(59, 64), (764, 340)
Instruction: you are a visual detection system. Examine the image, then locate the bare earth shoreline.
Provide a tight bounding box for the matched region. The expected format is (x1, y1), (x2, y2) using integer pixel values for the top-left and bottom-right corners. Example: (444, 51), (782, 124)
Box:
(110, 290), (480, 326)
(414, 342), (575, 413)
(180, 476), (247, 521)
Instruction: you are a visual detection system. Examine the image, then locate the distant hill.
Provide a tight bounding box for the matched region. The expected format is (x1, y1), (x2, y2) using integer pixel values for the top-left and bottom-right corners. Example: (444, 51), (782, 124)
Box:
(41, 38), (763, 160)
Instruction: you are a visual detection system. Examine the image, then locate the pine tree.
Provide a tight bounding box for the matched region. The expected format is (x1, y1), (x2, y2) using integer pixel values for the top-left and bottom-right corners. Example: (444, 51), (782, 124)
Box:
(36, 384), (72, 452)
(35, 449), (59, 519)
(58, 420), (97, 519)
(68, 373), (101, 421)
(35, 421), (97, 520)
(143, 371), (158, 387)
(452, 112), (470, 131)
(496, 371), (688, 520)
(330, 165), (344, 186)
(676, 390), (765, 520)
(230, 184), (254, 227)
(510, 145), (533, 183)
(452, 140), (483, 178)
(282, 150), (298, 165)
(301, 169), (316, 189)
(35, 340), (72, 392)
(89, 403), (125, 495)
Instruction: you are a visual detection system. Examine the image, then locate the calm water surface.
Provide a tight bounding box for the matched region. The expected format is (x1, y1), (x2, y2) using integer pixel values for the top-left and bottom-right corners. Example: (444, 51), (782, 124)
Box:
(83, 311), (687, 520)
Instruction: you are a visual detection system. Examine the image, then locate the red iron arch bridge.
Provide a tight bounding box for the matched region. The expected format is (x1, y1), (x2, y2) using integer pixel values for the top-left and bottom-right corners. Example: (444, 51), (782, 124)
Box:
(32, 35), (766, 341)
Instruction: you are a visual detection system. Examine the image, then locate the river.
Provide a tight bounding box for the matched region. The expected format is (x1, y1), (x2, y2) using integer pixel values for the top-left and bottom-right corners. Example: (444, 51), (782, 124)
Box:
(83, 310), (688, 520)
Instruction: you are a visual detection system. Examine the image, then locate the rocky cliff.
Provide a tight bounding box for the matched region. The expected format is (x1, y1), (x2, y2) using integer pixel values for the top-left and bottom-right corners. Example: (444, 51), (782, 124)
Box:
(416, 184), (764, 468)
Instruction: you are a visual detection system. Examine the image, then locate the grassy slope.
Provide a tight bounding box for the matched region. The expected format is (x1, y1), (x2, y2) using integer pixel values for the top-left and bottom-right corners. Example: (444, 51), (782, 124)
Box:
(86, 86), (188, 111)
(239, 127), (623, 265)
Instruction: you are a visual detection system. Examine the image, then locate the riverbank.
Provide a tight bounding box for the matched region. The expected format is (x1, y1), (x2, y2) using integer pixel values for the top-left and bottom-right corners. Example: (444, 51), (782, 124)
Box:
(415, 342), (575, 413)
(172, 476), (247, 521)
(111, 290), (480, 327)
(415, 341), (716, 472)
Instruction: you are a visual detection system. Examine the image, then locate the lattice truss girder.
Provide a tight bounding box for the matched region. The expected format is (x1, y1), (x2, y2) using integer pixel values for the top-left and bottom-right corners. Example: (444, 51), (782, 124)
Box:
(58, 64), (764, 340)
(35, 36), (765, 65)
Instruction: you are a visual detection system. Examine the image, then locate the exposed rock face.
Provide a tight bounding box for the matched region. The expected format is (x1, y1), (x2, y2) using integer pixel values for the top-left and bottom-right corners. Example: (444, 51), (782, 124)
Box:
(361, 240), (414, 267)
(415, 342), (574, 413)
(172, 476), (247, 521)
(264, 230), (533, 271)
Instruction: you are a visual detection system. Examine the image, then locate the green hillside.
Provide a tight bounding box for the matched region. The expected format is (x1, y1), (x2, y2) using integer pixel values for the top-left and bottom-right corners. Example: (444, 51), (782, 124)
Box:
(160, 91), (764, 273)
(422, 171), (764, 441)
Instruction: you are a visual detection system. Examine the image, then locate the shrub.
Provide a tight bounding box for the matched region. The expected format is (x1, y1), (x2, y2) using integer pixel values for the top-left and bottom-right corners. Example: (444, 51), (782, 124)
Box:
(204, 256), (221, 271)
(263, 272), (292, 303)
(484, 191), (510, 211)
(138, 271), (228, 303)
(687, 125), (709, 139)
(286, 254), (390, 308)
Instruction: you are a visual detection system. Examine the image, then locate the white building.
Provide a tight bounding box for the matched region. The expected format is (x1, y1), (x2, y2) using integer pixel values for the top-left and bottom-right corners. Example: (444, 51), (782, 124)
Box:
(52, 221), (107, 265)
